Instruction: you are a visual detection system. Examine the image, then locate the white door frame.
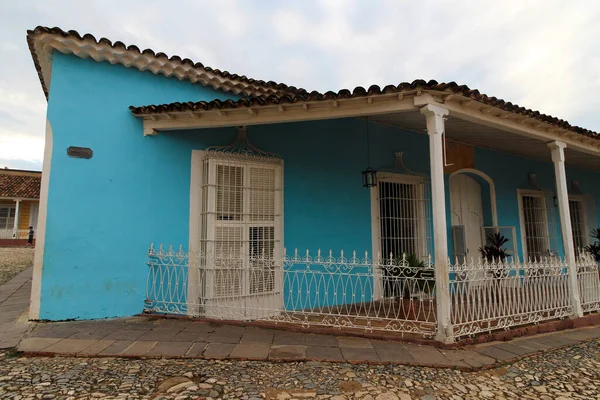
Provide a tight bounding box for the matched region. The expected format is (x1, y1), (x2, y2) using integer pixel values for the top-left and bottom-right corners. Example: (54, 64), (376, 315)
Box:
(449, 173), (485, 261)
(370, 172), (428, 300)
(449, 168), (498, 227)
(517, 189), (551, 261)
(189, 149), (284, 319)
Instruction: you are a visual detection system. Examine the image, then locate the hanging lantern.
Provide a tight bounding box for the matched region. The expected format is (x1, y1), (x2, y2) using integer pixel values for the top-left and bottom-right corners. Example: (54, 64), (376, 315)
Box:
(362, 167), (377, 188)
(362, 116), (377, 188)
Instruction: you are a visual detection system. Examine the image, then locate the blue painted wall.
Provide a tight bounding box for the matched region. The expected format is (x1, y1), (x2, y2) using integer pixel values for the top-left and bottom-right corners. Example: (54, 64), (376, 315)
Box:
(42, 52), (600, 320)
(42, 53), (240, 320)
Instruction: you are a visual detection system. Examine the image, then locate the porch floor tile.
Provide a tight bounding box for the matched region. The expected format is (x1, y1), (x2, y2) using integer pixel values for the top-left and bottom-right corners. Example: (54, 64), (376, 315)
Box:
(229, 343), (271, 359)
(473, 345), (518, 361)
(146, 341), (192, 357)
(337, 336), (373, 349)
(120, 340), (158, 356)
(305, 333), (339, 347)
(18, 337), (63, 353)
(137, 329), (180, 342)
(340, 347), (380, 362)
(491, 342), (537, 356)
(207, 333), (243, 344)
(240, 332), (274, 344)
(78, 340), (116, 356)
(403, 344), (450, 366)
(375, 346), (415, 363)
(99, 340), (134, 355)
(44, 339), (97, 354)
(269, 345), (307, 360)
(15, 316), (600, 370)
(103, 329), (147, 341)
(203, 343), (236, 359)
(306, 346), (344, 362)
(171, 330), (210, 342)
(272, 332), (306, 346)
(185, 342), (208, 357)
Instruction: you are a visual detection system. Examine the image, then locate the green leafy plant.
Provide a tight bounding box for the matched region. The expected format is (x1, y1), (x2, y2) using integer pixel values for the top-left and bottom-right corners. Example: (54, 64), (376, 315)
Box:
(479, 232), (510, 263)
(392, 253), (435, 298)
(584, 228), (600, 262)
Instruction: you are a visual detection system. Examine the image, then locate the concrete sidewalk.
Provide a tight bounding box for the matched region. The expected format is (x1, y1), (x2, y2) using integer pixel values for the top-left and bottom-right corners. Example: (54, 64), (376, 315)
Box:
(17, 316), (600, 370)
(0, 267), (32, 348)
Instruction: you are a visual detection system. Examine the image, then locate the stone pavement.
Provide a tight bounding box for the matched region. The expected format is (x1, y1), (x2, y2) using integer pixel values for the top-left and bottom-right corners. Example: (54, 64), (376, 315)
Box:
(0, 267), (32, 349)
(17, 316), (600, 370)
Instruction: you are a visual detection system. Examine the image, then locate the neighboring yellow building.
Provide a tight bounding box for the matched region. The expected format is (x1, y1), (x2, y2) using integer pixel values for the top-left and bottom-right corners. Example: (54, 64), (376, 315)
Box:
(0, 168), (42, 240)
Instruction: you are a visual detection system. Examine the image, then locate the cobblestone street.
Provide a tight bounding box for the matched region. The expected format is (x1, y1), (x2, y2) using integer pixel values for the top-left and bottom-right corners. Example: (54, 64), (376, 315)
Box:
(1, 337), (600, 400)
(0, 248), (33, 285)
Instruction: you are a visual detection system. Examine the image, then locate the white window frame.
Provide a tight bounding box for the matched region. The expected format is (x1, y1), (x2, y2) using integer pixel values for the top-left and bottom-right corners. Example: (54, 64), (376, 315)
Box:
(517, 189), (551, 260)
(0, 204), (16, 231)
(371, 172), (428, 260)
(569, 195), (589, 252)
(188, 150), (284, 314)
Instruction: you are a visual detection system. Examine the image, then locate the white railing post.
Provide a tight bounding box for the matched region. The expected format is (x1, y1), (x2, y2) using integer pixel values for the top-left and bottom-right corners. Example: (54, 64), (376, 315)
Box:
(12, 199), (21, 238)
(548, 141), (583, 318)
(420, 103), (453, 343)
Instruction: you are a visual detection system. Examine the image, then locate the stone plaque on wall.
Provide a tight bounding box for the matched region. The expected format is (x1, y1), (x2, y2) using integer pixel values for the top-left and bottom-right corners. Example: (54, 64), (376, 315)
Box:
(444, 141), (474, 174)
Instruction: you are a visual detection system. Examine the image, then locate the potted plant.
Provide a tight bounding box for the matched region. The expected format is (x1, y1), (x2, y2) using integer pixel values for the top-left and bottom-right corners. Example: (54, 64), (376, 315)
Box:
(478, 232), (510, 278)
(584, 228), (600, 263)
(379, 254), (434, 320)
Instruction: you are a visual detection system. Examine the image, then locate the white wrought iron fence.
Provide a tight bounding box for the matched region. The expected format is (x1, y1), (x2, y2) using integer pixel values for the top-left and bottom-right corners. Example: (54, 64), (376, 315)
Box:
(0, 229), (32, 239)
(145, 244), (438, 337)
(145, 244), (600, 342)
(450, 257), (572, 339)
(576, 253), (600, 313)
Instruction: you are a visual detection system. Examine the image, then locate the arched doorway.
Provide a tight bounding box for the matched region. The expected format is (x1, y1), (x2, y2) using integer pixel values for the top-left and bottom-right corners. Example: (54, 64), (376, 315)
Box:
(449, 169), (498, 263)
(450, 174), (484, 261)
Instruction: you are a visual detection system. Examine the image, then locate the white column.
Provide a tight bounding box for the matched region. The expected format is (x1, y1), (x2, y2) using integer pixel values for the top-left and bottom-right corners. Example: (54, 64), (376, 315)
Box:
(13, 199), (21, 238)
(420, 103), (453, 343)
(548, 141), (583, 318)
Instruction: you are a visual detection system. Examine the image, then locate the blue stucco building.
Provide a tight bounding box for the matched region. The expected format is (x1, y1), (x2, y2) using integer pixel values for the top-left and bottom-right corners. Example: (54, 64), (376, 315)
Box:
(27, 27), (600, 342)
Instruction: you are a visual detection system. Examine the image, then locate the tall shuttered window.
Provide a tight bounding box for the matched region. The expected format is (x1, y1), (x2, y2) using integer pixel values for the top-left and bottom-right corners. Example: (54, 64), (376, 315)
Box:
(519, 192), (551, 260)
(376, 175), (431, 260)
(569, 198), (588, 252)
(200, 156), (283, 299)
(0, 207), (15, 230)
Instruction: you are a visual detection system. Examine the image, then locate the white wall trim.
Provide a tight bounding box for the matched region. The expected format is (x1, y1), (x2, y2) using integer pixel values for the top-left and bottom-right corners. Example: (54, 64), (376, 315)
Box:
(0, 197), (39, 202)
(516, 189), (549, 261)
(370, 172), (429, 300)
(568, 194), (590, 248)
(187, 150), (205, 316)
(440, 97), (600, 156)
(449, 168), (499, 227)
(29, 119), (53, 320)
(370, 182), (381, 301)
(140, 95), (418, 133)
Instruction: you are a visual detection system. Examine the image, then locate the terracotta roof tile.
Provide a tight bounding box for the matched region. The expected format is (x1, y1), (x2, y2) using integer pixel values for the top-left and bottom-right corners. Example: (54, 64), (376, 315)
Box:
(0, 171), (41, 199)
(129, 80), (600, 141)
(27, 26), (306, 99)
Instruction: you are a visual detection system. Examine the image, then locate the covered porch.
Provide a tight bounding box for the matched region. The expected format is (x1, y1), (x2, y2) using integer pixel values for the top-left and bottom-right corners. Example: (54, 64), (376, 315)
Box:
(0, 199), (38, 240)
(0, 169), (41, 244)
(133, 83), (600, 343)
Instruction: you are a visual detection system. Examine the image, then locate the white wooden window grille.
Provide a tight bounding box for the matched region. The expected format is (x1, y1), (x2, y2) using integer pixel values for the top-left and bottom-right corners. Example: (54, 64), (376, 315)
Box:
(375, 174), (431, 260)
(569, 198), (588, 252)
(199, 155), (283, 301)
(0, 206), (15, 230)
(519, 191), (551, 260)
(452, 225), (467, 264)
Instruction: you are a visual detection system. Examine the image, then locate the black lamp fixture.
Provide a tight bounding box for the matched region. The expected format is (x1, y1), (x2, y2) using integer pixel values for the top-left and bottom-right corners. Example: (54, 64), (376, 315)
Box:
(361, 116), (377, 188)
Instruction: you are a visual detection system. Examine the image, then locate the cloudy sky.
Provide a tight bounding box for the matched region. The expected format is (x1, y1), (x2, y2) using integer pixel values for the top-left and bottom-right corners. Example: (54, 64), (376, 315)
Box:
(1, 0), (599, 171)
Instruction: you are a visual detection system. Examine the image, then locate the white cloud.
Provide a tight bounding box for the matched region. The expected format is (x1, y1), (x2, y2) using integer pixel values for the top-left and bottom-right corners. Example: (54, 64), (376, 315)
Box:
(0, 0), (599, 169)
